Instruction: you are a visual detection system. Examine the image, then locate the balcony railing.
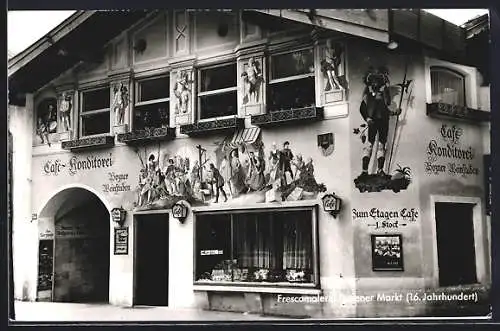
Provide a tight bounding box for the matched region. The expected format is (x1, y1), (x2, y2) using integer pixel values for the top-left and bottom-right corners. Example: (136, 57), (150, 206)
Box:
(251, 106), (324, 127)
(180, 116), (244, 136)
(117, 127), (176, 146)
(61, 135), (115, 152)
(426, 102), (490, 123)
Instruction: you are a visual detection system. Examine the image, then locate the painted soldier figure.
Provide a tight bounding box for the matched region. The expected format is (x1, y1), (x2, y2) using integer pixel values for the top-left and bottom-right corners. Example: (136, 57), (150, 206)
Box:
(210, 163), (228, 203)
(280, 141), (294, 185)
(59, 92), (72, 132)
(359, 66), (400, 176)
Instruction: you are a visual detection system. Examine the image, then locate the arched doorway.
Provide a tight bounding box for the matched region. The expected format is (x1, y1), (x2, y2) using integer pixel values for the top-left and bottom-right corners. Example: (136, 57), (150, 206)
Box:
(37, 187), (110, 303)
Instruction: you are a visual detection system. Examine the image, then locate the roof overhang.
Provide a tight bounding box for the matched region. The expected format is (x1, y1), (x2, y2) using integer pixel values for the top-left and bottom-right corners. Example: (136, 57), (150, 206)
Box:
(250, 9), (467, 62)
(8, 9), (468, 101)
(8, 10), (150, 97)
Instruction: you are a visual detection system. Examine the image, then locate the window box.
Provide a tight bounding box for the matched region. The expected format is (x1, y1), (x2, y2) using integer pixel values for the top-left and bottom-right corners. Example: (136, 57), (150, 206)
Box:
(194, 207), (319, 288)
(426, 102), (490, 123)
(180, 116), (244, 136)
(251, 106), (324, 127)
(61, 135), (115, 152)
(117, 127), (176, 145)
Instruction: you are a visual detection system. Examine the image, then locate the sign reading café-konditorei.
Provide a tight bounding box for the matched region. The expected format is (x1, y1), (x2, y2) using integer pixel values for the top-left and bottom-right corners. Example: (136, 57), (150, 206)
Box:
(425, 124), (480, 177)
(43, 153), (114, 176)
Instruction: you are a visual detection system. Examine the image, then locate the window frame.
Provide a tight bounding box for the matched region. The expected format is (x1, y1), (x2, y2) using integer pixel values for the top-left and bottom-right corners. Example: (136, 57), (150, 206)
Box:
(424, 57), (478, 110)
(268, 46), (316, 85)
(192, 205), (320, 289)
(79, 85), (112, 138)
(133, 74), (171, 130)
(196, 61), (238, 122)
(430, 66), (467, 107)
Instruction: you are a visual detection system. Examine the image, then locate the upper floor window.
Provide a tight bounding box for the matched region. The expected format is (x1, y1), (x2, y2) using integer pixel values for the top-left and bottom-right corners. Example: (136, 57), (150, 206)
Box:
(134, 75), (170, 130)
(267, 48), (315, 112)
(80, 87), (110, 137)
(430, 67), (466, 106)
(197, 62), (237, 120)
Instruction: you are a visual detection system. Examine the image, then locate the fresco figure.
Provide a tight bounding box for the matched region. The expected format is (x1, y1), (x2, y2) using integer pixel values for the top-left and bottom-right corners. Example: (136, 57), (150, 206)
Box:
(242, 57), (263, 104)
(229, 149), (246, 197)
(164, 158), (177, 195)
(321, 39), (344, 91)
(267, 142), (281, 185)
(36, 102), (56, 146)
(246, 151), (265, 192)
(113, 83), (129, 126)
(293, 154), (305, 180)
(209, 163), (228, 203)
(36, 117), (51, 146)
(174, 70), (192, 114)
(220, 155), (233, 197)
(280, 141), (294, 186)
(359, 66), (400, 176)
(59, 92), (72, 132)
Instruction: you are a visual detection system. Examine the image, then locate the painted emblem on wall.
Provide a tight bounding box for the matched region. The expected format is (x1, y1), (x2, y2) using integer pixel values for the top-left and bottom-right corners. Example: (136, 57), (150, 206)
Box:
(112, 82), (130, 126)
(317, 133), (334, 156)
(353, 64), (413, 193)
(58, 92), (72, 132)
(241, 57), (264, 105)
(36, 98), (58, 147)
(132, 132), (327, 211)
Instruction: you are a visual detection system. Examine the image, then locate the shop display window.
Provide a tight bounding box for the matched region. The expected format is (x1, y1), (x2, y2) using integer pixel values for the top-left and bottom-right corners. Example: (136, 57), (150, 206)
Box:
(195, 209), (317, 287)
(267, 48), (316, 112)
(134, 75), (170, 130)
(197, 62), (238, 120)
(80, 87), (110, 136)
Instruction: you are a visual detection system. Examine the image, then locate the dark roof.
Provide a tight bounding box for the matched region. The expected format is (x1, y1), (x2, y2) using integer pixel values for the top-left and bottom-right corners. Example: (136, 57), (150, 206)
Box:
(8, 10), (150, 95)
(8, 9), (469, 98)
(462, 13), (489, 39)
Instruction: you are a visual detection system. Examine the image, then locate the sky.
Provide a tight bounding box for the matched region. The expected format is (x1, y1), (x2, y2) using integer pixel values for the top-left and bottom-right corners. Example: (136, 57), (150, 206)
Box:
(7, 9), (490, 57)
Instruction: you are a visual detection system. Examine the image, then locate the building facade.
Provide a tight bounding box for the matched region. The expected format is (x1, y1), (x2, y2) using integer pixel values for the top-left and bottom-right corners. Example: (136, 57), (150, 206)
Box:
(8, 9), (491, 318)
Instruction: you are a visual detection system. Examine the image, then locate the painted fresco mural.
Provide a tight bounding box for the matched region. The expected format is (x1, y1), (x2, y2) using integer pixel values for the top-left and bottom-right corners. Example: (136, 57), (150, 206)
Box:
(112, 82), (130, 126)
(241, 57), (264, 105)
(320, 39), (348, 91)
(35, 98), (58, 146)
(58, 92), (73, 132)
(353, 64), (413, 193)
(132, 131), (327, 211)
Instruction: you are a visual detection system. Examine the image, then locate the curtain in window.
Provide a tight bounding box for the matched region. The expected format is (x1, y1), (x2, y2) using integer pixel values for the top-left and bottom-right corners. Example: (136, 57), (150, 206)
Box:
(431, 68), (465, 106)
(234, 213), (279, 269)
(282, 213), (312, 270)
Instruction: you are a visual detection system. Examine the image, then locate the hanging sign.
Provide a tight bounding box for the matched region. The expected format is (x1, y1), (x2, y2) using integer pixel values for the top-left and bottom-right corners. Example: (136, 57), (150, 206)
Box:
(114, 227), (129, 255)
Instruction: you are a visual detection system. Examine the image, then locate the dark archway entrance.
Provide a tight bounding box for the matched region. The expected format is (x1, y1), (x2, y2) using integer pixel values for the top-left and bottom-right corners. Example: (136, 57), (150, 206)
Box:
(37, 187), (110, 303)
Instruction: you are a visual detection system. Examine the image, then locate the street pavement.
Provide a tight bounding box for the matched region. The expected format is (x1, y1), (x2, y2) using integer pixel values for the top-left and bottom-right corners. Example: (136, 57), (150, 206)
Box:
(12, 301), (293, 322)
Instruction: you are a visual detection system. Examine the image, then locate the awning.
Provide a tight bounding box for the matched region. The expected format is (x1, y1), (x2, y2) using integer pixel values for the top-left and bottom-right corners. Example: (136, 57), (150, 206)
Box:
(224, 127), (261, 149)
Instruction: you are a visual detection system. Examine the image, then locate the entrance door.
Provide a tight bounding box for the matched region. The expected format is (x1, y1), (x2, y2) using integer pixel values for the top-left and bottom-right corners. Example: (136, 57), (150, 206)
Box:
(134, 214), (169, 306)
(435, 202), (477, 286)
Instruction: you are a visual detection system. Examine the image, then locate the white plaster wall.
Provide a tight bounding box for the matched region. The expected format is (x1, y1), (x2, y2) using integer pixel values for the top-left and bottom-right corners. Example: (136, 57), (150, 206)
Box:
(9, 96), (37, 301)
(168, 211), (196, 308)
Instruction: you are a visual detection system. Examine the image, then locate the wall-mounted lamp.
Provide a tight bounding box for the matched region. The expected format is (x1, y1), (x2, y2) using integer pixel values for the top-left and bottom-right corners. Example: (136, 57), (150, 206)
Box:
(172, 201), (189, 224)
(111, 207), (127, 227)
(321, 193), (342, 218)
(387, 40), (399, 50)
